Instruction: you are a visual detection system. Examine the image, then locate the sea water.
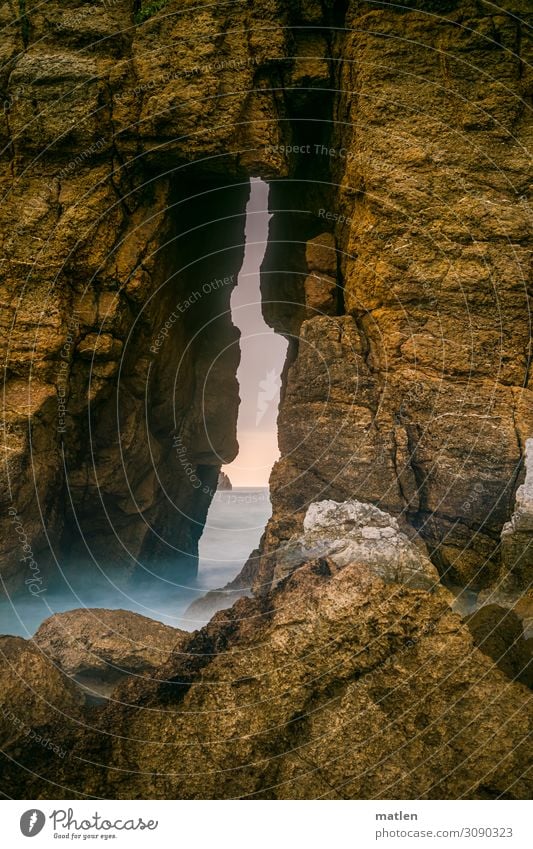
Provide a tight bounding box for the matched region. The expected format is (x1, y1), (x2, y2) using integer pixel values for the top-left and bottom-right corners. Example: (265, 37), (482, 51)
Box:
(0, 488), (271, 637)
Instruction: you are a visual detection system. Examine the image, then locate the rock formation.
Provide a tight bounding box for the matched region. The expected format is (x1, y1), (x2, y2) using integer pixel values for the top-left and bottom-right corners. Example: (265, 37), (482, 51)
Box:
(0, 636), (84, 760)
(33, 608), (187, 697)
(1, 0), (531, 597)
(474, 437), (533, 639)
(183, 545), (261, 625)
(465, 604), (532, 689)
(0, 0), (532, 801)
(501, 438), (533, 590)
(256, 0), (533, 594)
(3, 557), (531, 799)
(303, 232), (338, 318)
(273, 499), (441, 590)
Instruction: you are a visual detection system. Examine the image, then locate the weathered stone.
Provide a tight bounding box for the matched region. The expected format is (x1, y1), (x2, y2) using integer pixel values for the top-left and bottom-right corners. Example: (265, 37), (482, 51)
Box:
(273, 499), (441, 590)
(76, 333), (124, 361)
(305, 232), (337, 276)
(0, 636), (84, 755)
(304, 273), (337, 316)
(5, 559), (532, 799)
(501, 438), (533, 589)
(33, 608), (187, 681)
(4, 1), (530, 596)
(465, 604), (532, 689)
(255, 0), (533, 594)
(0, 0), (532, 802)
(183, 587), (251, 627)
(217, 472), (233, 491)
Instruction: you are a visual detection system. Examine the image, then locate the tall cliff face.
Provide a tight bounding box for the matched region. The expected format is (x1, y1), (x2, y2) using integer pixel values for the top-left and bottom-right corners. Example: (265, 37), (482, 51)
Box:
(259, 0), (533, 594)
(0, 0), (295, 590)
(1, 0), (532, 598)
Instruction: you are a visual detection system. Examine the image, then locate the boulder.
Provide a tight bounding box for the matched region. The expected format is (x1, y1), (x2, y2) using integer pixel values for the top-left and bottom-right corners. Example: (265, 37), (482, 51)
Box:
(0, 636), (83, 756)
(30, 560), (533, 800)
(217, 471), (233, 491)
(465, 605), (532, 689)
(33, 609), (187, 697)
(273, 499), (441, 591)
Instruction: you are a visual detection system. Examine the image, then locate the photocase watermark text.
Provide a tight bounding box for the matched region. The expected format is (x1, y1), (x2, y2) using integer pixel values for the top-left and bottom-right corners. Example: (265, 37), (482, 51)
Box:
(7, 508), (45, 596)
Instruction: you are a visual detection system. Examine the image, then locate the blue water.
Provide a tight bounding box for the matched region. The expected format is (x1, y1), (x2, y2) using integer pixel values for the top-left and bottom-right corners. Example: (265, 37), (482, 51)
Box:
(0, 488), (271, 637)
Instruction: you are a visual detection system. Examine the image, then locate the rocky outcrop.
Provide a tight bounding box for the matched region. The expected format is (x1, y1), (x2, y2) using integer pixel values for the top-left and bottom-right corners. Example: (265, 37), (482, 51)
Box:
(273, 499), (441, 591)
(473, 438), (533, 639)
(465, 604), (532, 689)
(304, 232), (338, 318)
(33, 608), (187, 696)
(217, 472), (233, 491)
(0, 0), (532, 802)
(1, 0), (531, 598)
(0, 636), (84, 760)
(183, 585), (249, 626)
(257, 0), (533, 594)
(0, 0), (298, 593)
(4, 558), (532, 799)
(183, 544), (261, 624)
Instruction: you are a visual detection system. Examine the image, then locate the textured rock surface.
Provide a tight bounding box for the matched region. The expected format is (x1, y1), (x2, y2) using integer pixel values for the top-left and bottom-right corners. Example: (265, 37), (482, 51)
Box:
(304, 232), (338, 317)
(217, 472), (233, 491)
(183, 586), (250, 627)
(0, 0), (298, 592)
(34, 608), (187, 679)
(465, 604), (532, 689)
(257, 0), (533, 594)
(183, 544), (262, 624)
(3, 559), (531, 799)
(273, 499), (441, 590)
(476, 583), (533, 639)
(0, 0), (532, 802)
(0, 636), (84, 758)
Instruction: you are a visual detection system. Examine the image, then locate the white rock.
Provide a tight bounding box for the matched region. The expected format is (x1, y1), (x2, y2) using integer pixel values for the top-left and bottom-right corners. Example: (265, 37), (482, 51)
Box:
(276, 499), (440, 591)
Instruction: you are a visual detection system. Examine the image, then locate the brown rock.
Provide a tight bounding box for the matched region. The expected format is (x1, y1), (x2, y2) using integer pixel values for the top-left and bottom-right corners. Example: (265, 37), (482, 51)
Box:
(253, 1), (533, 596)
(500, 438), (533, 591)
(183, 587), (250, 627)
(33, 608), (187, 682)
(304, 273), (337, 316)
(3, 0), (531, 599)
(465, 605), (532, 689)
(0, 0), (532, 802)
(77, 333), (123, 361)
(305, 232), (337, 276)
(13, 560), (530, 800)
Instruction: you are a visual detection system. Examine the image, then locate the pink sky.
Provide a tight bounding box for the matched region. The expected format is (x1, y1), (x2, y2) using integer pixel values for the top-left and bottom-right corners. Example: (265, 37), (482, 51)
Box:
(222, 179), (288, 487)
